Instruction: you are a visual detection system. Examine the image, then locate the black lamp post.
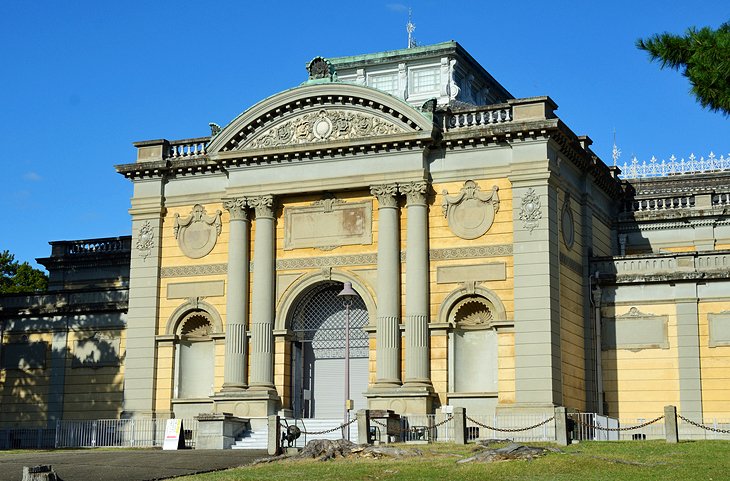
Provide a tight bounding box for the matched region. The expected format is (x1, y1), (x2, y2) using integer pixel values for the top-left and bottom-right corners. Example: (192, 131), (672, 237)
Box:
(337, 281), (357, 440)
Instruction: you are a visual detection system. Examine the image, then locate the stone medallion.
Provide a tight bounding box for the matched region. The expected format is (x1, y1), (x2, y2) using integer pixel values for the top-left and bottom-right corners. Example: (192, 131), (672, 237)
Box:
(174, 204), (222, 259)
(442, 180), (500, 240)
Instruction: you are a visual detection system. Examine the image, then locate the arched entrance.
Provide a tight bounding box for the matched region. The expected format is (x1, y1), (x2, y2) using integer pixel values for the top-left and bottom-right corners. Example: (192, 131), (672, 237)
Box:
(290, 282), (369, 418)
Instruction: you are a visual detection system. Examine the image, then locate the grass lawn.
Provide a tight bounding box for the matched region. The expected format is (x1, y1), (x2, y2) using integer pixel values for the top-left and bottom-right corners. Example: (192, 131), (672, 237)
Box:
(176, 440), (730, 481)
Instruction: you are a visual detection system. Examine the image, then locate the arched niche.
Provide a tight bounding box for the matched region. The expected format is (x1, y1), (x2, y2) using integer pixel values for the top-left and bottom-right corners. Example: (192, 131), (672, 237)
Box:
(165, 297), (223, 336)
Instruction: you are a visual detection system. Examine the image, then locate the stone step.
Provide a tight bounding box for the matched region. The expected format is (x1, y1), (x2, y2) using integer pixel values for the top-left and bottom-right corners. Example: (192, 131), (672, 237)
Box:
(231, 418), (359, 450)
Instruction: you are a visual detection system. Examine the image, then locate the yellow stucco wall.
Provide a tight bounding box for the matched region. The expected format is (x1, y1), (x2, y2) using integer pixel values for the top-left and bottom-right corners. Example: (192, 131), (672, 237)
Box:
(601, 304), (680, 419)
(698, 301), (730, 418)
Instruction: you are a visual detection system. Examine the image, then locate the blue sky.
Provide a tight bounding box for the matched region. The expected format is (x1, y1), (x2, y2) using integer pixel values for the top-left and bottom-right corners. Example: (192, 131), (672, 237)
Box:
(2, 1), (728, 268)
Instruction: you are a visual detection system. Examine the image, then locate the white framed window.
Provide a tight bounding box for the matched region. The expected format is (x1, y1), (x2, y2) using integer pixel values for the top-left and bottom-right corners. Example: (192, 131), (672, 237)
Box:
(410, 67), (440, 95)
(368, 72), (399, 96)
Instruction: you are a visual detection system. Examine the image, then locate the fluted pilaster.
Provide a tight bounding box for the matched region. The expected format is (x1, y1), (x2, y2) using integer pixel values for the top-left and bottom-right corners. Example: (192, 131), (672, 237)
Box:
(221, 197), (249, 391)
(400, 181), (432, 386)
(370, 184), (402, 386)
(249, 195), (277, 391)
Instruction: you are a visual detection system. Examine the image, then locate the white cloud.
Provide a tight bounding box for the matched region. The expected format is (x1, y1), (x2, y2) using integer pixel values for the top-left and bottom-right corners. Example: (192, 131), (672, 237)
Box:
(386, 3), (408, 12)
(23, 171), (42, 182)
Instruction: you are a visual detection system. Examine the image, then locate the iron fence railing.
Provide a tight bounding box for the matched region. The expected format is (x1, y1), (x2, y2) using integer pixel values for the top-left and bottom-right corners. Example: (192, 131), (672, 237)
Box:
(0, 418), (198, 450)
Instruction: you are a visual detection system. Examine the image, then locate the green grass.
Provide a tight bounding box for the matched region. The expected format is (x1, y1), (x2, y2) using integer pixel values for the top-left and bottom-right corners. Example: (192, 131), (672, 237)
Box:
(176, 440), (730, 481)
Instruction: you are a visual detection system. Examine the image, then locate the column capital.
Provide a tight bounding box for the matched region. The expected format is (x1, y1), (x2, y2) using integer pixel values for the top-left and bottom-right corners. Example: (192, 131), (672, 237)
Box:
(370, 184), (399, 208)
(249, 195), (276, 219)
(399, 181), (429, 206)
(223, 197), (249, 221)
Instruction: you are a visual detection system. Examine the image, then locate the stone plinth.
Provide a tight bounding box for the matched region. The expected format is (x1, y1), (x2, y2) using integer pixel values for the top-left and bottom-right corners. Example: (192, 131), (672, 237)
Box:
(195, 413), (250, 450)
(211, 390), (281, 420)
(364, 386), (435, 415)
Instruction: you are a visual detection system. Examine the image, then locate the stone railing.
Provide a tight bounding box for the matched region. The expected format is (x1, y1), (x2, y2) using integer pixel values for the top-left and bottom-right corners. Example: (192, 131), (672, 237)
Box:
(625, 195), (695, 213)
(442, 105), (512, 131)
(713, 193), (730, 207)
(618, 152), (730, 179)
(55, 237), (132, 256)
(167, 137), (209, 159)
(0, 288), (129, 310)
(592, 251), (730, 280)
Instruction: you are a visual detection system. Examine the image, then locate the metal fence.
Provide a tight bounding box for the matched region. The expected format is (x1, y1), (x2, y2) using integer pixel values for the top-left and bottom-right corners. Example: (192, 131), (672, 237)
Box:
(465, 413), (555, 442)
(0, 418), (198, 450)
(570, 413), (730, 442)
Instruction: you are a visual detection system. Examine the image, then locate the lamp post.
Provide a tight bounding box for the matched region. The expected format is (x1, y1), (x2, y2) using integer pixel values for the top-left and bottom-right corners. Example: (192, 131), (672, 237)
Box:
(337, 281), (357, 441)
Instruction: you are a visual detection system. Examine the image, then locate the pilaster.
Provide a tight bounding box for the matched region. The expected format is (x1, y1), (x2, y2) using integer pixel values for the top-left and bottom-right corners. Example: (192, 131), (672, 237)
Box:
(509, 169), (563, 407)
(675, 282), (703, 420)
(123, 181), (165, 418)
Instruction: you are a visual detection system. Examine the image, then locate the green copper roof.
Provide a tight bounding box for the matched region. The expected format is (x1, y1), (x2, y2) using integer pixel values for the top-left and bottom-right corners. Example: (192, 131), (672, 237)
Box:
(327, 41), (459, 67)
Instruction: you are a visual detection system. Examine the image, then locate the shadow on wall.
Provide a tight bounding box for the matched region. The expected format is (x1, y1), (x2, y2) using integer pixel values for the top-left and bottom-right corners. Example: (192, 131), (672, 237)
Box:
(0, 312), (126, 428)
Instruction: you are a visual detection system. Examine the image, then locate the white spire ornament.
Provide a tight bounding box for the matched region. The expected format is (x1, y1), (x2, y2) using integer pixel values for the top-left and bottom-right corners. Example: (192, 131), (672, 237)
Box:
(407, 9), (417, 48)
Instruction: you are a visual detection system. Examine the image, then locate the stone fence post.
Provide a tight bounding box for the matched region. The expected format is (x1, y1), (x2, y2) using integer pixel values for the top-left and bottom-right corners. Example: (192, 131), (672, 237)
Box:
(453, 407), (466, 444)
(555, 407), (570, 446)
(664, 405), (678, 443)
(267, 415), (280, 456)
(357, 409), (370, 444)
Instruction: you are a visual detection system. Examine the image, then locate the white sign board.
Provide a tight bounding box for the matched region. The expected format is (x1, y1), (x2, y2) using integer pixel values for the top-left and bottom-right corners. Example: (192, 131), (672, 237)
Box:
(163, 419), (185, 450)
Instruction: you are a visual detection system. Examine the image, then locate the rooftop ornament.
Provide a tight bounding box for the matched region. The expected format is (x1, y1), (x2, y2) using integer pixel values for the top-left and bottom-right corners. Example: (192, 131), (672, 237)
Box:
(618, 152), (730, 179)
(306, 56), (336, 83)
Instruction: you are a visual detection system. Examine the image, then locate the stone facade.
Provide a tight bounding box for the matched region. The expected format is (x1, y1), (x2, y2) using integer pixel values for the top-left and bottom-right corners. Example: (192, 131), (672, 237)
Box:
(1, 41), (728, 430)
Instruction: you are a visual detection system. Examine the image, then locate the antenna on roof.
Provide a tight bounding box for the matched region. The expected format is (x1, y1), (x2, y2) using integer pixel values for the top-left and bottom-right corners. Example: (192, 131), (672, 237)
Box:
(612, 128), (621, 166)
(407, 8), (417, 48)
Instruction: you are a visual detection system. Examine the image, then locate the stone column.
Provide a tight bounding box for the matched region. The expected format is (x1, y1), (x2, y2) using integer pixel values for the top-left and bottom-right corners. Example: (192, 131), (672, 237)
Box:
(221, 197), (249, 391)
(249, 195), (277, 391)
(370, 184), (402, 386)
(400, 181), (431, 386)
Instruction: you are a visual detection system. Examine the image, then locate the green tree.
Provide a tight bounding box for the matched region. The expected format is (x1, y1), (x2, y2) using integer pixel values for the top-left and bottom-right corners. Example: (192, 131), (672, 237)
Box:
(0, 250), (48, 293)
(637, 22), (730, 115)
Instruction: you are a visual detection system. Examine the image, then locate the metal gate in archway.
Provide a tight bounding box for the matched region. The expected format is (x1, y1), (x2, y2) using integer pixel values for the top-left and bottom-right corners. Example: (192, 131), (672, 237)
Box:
(290, 282), (369, 418)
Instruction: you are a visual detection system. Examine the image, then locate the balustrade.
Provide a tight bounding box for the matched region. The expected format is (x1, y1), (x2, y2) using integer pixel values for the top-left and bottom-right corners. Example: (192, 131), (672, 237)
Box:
(443, 106), (512, 130)
(167, 138), (209, 159)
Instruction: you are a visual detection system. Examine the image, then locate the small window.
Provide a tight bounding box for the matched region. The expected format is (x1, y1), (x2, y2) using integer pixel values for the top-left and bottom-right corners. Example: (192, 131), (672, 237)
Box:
(410, 68), (440, 95)
(368, 73), (399, 95)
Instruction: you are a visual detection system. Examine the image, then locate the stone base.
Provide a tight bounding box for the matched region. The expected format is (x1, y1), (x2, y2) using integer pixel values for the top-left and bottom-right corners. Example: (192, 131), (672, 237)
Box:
(365, 386), (436, 414)
(211, 390), (281, 420)
(195, 412), (250, 449)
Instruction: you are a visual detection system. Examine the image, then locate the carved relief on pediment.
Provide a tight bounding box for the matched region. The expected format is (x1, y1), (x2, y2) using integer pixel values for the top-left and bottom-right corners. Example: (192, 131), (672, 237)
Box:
(442, 180), (500, 240)
(241, 108), (405, 150)
(174, 205), (222, 259)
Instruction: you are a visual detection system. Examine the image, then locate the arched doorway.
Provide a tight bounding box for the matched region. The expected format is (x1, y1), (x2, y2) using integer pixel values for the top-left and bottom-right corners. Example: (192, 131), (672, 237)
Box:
(290, 282), (369, 418)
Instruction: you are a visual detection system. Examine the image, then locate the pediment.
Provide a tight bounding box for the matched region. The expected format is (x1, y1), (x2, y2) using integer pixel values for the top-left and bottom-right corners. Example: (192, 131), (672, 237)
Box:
(206, 83), (435, 155)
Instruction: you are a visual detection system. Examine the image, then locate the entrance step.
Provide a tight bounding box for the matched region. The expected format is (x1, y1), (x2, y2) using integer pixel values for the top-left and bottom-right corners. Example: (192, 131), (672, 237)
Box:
(231, 418), (358, 450)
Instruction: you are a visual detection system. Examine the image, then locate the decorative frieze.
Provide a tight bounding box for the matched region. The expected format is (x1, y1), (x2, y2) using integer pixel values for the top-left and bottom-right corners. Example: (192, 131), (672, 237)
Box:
(429, 244), (513, 260)
(442, 180), (499, 240)
(174, 205), (222, 259)
(160, 264), (228, 278)
(243, 109), (404, 150)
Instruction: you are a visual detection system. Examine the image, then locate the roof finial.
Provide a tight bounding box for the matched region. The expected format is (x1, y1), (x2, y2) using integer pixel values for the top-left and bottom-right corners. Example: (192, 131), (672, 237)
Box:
(407, 8), (417, 48)
(612, 128), (621, 166)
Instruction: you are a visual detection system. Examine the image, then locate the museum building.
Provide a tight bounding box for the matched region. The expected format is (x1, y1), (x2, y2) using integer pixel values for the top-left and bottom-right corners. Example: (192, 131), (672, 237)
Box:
(2, 41), (729, 433)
